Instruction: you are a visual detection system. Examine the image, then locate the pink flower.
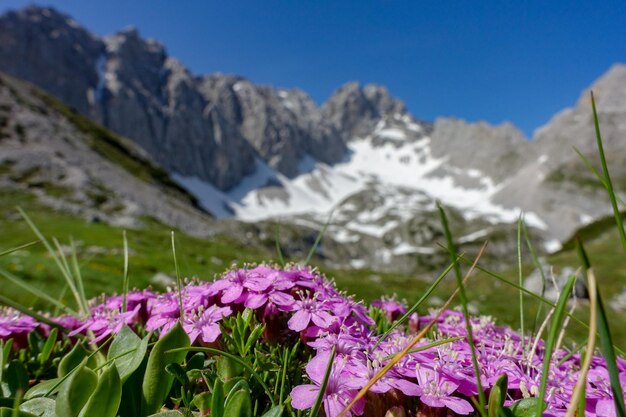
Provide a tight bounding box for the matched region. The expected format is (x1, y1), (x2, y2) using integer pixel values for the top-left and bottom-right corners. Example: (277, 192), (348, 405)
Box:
(69, 305), (140, 344)
(182, 305), (232, 344)
(291, 355), (366, 417)
(288, 295), (336, 332)
(414, 364), (474, 415)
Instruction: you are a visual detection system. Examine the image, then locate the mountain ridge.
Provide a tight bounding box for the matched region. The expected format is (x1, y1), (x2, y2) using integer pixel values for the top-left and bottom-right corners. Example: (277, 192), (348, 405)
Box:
(2, 5), (626, 272)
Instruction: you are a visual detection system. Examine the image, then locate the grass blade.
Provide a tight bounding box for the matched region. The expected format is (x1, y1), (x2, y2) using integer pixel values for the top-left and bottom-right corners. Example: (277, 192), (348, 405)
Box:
(17, 208), (86, 315)
(383, 336), (464, 360)
(595, 281), (626, 417)
(536, 274), (576, 417)
(171, 231), (184, 321)
(437, 202), (486, 415)
(457, 255), (626, 356)
(0, 240), (40, 257)
(69, 238), (88, 314)
(0, 267), (78, 316)
(590, 91), (626, 253)
(521, 220), (547, 339)
(275, 222), (285, 266)
(309, 345), (336, 417)
(339, 241), (488, 417)
(166, 346), (276, 406)
(0, 293), (70, 330)
(565, 268), (597, 417)
(373, 255), (460, 348)
(517, 214), (525, 349)
(122, 231), (130, 312)
(52, 236), (85, 312)
(305, 209), (334, 265)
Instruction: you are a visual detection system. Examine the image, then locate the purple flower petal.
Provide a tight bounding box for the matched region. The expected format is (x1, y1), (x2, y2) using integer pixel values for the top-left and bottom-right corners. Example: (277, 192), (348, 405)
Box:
(290, 384), (319, 409)
(288, 310), (312, 332)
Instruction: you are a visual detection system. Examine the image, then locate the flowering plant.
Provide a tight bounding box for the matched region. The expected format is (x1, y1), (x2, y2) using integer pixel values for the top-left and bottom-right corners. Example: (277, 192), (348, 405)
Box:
(0, 263), (623, 417)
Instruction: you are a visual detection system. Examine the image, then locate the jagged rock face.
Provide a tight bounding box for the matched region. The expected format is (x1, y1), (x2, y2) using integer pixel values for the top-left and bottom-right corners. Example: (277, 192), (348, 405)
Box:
(321, 82), (406, 139)
(491, 64), (626, 241)
(0, 72), (216, 236)
(429, 118), (535, 182)
(0, 6), (104, 115)
(533, 64), (626, 174)
(98, 30), (258, 190)
(197, 74), (346, 179)
(0, 6), (353, 189)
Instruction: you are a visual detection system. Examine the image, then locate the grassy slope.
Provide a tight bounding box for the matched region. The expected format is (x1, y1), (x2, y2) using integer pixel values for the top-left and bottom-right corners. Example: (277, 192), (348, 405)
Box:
(2, 187), (625, 347)
(0, 189), (268, 307)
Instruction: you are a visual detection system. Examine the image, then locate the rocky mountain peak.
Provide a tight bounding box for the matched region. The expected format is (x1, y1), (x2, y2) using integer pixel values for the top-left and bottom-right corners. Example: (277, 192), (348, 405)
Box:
(0, 5), (104, 115)
(363, 83), (407, 115)
(583, 63), (626, 112)
(429, 117), (533, 182)
(321, 81), (407, 139)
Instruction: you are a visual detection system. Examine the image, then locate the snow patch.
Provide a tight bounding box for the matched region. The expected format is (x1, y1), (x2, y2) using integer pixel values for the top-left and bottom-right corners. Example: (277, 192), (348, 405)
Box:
(458, 229), (491, 244)
(376, 128), (406, 141)
(543, 239), (562, 253)
(579, 213), (594, 224)
(392, 243), (436, 256)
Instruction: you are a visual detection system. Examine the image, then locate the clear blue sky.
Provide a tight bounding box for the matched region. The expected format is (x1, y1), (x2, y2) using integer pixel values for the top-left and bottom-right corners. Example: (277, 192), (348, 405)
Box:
(2, 1), (625, 137)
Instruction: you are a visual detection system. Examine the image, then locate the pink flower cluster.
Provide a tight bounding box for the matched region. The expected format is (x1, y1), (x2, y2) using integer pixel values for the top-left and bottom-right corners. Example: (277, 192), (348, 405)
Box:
(1, 265), (624, 417)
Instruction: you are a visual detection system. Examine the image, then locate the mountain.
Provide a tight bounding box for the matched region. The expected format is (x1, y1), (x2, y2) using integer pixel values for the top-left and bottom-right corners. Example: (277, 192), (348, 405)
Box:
(0, 71), (216, 237)
(1, 5), (625, 273)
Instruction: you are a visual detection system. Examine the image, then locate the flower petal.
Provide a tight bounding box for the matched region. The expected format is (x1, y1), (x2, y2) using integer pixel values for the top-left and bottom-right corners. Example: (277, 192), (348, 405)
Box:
(290, 384), (319, 410)
(288, 310), (311, 332)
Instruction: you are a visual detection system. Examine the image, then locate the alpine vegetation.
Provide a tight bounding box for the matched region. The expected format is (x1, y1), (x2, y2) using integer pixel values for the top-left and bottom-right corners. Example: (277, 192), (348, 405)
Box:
(0, 263), (623, 417)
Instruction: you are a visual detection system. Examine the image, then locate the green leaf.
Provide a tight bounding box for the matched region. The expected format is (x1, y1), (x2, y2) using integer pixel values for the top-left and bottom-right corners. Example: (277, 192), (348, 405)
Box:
(118, 356), (146, 417)
(5, 361), (28, 399)
(19, 398), (56, 417)
(0, 340), (5, 394)
(24, 379), (60, 400)
(57, 343), (95, 378)
(55, 358), (97, 417)
(223, 389), (252, 417)
(38, 328), (58, 366)
(0, 408), (37, 417)
(185, 352), (205, 371)
(165, 363), (189, 386)
(262, 405), (284, 417)
(223, 377), (246, 399)
(488, 374), (508, 417)
(1, 340), (10, 366)
(192, 391), (212, 416)
(226, 379), (249, 398)
(216, 356), (242, 382)
(210, 378), (224, 417)
(147, 412), (183, 417)
(107, 325), (148, 383)
(508, 398), (544, 417)
(78, 364), (121, 417)
(167, 347), (276, 407)
(141, 322), (190, 415)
